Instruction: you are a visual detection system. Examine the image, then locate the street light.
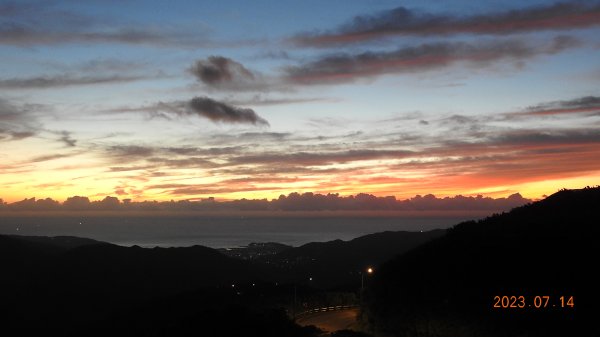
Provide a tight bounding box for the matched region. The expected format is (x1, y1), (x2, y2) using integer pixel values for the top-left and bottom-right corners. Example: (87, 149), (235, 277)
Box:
(361, 267), (374, 292)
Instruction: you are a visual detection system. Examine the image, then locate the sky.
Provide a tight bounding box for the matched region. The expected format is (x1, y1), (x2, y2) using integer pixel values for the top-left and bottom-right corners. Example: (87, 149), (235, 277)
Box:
(1, 0), (599, 204)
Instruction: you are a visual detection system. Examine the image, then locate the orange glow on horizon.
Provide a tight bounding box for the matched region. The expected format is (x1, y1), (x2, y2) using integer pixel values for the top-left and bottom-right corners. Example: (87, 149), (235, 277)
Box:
(2, 170), (598, 204)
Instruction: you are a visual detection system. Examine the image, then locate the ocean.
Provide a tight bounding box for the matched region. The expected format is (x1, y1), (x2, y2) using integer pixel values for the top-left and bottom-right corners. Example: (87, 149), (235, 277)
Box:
(0, 214), (475, 248)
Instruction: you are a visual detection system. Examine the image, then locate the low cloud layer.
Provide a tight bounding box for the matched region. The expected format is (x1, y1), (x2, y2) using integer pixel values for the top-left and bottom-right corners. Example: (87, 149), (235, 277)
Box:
(286, 37), (579, 84)
(187, 97), (269, 126)
(0, 192), (531, 212)
(293, 2), (600, 47)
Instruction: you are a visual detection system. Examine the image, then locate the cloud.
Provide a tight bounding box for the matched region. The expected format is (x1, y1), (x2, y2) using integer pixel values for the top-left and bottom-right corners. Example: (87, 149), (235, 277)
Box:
(57, 131), (77, 147)
(0, 98), (25, 121)
(164, 146), (245, 156)
(107, 165), (153, 172)
(8, 118), (597, 201)
(0, 74), (146, 89)
(189, 56), (276, 92)
(106, 145), (155, 158)
(285, 37), (580, 85)
(190, 56), (255, 86)
(268, 192), (531, 211)
(187, 97), (269, 126)
(112, 101), (186, 121)
(0, 1), (214, 48)
(112, 97), (270, 126)
(100, 145), (241, 172)
(0, 129), (35, 140)
(257, 50), (292, 60)
(0, 191), (532, 213)
(202, 127), (600, 192)
(95, 136), (416, 179)
(515, 95), (600, 116)
(0, 190), (532, 212)
(146, 156), (217, 169)
(27, 153), (75, 163)
(488, 128), (600, 146)
(293, 2), (600, 47)
(405, 127), (600, 185)
(0, 2), (265, 49)
(75, 58), (148, 73)
(0, 97), (38, 141)
(206, 132), (291, 144)
(110, 96), (333, 121)
(229, 149), (414, 166)
(225, 95), (338, 106)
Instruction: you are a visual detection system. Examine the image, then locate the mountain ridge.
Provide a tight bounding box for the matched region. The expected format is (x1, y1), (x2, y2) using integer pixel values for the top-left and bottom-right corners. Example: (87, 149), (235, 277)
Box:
(365, 187), (600, 336)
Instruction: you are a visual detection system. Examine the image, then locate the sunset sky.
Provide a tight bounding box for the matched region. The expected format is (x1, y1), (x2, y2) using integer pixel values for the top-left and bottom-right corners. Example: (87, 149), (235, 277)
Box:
(1, 0), (599, 203)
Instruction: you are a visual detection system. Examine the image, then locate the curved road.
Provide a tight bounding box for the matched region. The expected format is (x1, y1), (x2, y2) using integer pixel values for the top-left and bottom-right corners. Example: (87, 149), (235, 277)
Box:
(296, 308), (359, 333)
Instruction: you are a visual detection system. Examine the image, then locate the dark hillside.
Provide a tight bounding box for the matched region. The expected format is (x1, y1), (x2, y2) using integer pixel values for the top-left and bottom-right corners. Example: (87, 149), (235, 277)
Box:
(7, 234), (103, 250)
(365, 187), (600, 336)
(1, 237), (276, 336)
(261, 230), (445, 288)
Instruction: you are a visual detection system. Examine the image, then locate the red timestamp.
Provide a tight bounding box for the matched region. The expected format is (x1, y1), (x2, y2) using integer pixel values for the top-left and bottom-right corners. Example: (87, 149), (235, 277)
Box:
(493, 295), (574, 309)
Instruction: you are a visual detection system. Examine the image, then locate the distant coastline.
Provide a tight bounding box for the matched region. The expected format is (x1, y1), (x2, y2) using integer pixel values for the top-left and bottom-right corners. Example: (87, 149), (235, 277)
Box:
(0, 214), (463, 248)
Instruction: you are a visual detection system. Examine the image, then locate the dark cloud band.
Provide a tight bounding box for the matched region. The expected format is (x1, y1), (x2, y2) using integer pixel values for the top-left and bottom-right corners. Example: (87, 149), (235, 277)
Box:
(187, 97), (269, 126)
(293, 2), (600, 47)
(0, 74), (145, 89)
(522, 95), (600, 116)
(286, 37), (578, 85)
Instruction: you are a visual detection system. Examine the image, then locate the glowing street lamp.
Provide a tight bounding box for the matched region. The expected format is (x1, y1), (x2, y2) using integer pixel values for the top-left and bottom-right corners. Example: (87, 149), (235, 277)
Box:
(361, 267), (374, 292)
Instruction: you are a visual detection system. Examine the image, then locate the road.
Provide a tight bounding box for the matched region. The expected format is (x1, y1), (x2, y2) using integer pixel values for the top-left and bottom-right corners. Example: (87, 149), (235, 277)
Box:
(296, 308), (359, 333)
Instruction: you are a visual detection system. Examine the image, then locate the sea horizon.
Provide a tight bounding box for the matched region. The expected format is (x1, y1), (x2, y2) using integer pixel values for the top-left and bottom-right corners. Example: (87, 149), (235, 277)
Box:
(0, 213), (480, 248)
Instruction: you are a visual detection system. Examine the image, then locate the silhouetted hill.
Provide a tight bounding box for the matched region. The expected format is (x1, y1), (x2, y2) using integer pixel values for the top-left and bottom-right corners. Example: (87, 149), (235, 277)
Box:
(7, 234), (103, 250)
(0, 227), (447, 336)
(51, 243), (269, 298)
(0, 235), (58, 287)
(1, 237), (279, 336)
(0, 234), (63, 262)
(365, 187), (600, 336)
(0, 235), (105, 281)
(262, 230), (445, 288)
(0, 222), (493, 336)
